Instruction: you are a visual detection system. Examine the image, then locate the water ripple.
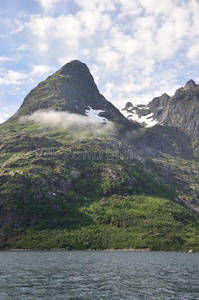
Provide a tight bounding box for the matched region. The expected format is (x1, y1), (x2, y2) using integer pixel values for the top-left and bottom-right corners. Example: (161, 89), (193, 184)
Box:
(0, 251), (198, 300)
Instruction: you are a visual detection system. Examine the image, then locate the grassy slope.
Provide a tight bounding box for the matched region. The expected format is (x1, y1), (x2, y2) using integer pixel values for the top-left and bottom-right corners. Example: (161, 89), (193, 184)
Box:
(5, 195), (199, 251)
(0, 121), (199, 251)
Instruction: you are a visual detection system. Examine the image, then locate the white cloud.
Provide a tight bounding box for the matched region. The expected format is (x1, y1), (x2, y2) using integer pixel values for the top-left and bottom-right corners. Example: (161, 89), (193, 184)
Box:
(24, 8), (113, 64)
(8, 87), (27, 96)
(31, 65), (55, 76)
(38, 43), (49, 53)
(102, 62), (181, 109)
(75, 0), (116, 12)
(118, 0), (142, 17)
(58, 56), (77, 66)
(103, 79), (179, 109)
(104, 77), (153, 108)
(0, 105), (20, 123)
(26, 15), (82, 50)
(90, 64), (100, 85)
(20, 109), (113, 130)
(187, 44), (199, 61)
(0, 56), (12, 63)
(0, 113), (9, 123)
(139, 0), (174, 16)
(171, 7), (190, 39)
(27, 11), (111, 48)
(27, 15), (55, 39)
(96, 45), (122, 71)
(17, 44), (30, 51)
(0, 71), (29, 85)
(37, 0), (61, 13)
(77, 10), (111, 34)
(11, 20), (24, 34)
(109, 28), (140, 61)
(1, 0), (199, 113)
(185, 0), (199, 34)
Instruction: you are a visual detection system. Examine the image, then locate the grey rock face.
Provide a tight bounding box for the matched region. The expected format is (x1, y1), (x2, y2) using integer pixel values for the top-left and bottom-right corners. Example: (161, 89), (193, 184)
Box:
(124, 102), (133, 109)
(183, 79), (198, 90)
(157, 80), (199, 140)
(149, 93), (170, 110)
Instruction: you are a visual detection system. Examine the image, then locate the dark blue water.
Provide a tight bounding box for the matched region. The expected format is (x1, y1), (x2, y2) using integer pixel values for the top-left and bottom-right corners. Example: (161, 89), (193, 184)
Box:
(0, 251), (198, 299)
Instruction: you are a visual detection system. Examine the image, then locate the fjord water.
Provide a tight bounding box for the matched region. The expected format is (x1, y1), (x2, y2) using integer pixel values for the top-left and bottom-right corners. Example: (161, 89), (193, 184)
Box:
(0, 251), (199, 300)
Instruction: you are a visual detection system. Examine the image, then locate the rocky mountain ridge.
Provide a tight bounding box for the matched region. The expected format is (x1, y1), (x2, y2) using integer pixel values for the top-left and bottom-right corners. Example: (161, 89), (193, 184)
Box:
(121, 79), (199, 142)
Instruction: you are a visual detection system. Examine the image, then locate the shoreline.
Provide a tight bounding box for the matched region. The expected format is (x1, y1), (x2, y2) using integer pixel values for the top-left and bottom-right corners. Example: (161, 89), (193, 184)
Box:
(0, 248), (196, 253)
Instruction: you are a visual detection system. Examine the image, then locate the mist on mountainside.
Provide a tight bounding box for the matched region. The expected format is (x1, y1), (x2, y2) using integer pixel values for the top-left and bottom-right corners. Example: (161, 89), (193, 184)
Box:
(19, 109), (116, 135)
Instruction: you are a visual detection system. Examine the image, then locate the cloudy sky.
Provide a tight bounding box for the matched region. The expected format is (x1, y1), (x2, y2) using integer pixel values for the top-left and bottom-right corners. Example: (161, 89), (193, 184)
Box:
(1, 0), (199, 123)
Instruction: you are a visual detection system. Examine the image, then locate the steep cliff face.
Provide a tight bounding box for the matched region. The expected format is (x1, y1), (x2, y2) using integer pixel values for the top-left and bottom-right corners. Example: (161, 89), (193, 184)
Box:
(158, 80), (199, 140)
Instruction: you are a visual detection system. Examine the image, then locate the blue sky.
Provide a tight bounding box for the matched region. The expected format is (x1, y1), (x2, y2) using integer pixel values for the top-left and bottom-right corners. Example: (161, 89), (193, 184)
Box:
(1, 0), (199, 123)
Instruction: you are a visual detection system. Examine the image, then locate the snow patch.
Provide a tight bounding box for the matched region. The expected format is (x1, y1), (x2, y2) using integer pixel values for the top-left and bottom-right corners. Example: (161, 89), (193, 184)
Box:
(138, 106), (149, 110)
(120, 109), (158, 127)
(121, 109), (132, 119)
(85, 106), (109, 123)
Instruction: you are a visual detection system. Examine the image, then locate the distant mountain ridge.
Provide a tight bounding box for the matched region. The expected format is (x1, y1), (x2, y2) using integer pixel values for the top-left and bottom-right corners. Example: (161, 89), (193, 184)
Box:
(121, 79), (199, 141)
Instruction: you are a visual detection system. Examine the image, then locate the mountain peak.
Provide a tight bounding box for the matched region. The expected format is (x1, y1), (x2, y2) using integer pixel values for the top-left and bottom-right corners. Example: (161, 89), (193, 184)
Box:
(69, 59), (84, 65)
(124, 102), (133, 109)
(60, 59), (90, 77)
(184, 79), (197, 90)
(7, 60), (132, 128)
